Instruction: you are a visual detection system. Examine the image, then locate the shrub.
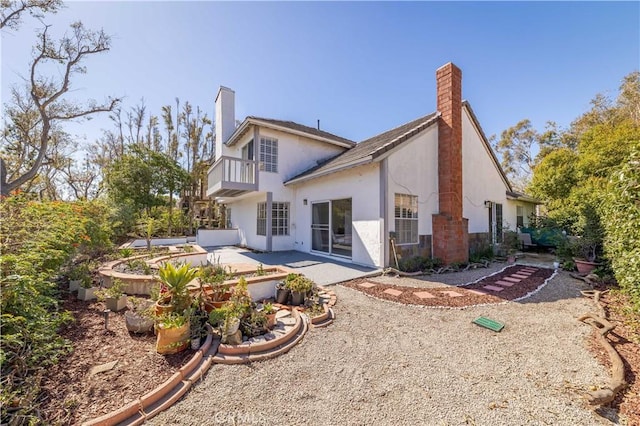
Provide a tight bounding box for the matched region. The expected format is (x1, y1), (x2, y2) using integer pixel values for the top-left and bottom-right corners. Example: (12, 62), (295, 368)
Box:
(601, 152), (640, 313)
(0, 195), (110, 422)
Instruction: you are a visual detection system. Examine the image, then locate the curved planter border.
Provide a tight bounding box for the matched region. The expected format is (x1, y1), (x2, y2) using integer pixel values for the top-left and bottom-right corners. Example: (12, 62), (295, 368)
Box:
(214, 309), (307, 364)
(82, 326), (217, 426)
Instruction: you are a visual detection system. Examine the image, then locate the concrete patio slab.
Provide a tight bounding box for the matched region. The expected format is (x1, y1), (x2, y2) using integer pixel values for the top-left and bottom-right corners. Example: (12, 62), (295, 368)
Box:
(203, 246), (380, 285)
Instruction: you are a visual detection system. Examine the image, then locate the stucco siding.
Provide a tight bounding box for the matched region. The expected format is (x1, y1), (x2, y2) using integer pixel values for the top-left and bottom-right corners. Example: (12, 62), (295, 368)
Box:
(462, 108), (510, 233)
(292, 163), (382, 267)
(386, 126), (439, 238)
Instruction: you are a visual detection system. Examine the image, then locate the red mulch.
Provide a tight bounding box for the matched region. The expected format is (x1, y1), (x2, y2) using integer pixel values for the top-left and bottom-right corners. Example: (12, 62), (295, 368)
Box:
(343, 266), (554, 307)
(39, 291), (194, 425)
(585, 291), (640, 425)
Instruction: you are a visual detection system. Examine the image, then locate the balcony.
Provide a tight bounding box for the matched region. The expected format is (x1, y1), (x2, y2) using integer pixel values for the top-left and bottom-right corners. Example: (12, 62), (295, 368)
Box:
(207, 156), (258, 198)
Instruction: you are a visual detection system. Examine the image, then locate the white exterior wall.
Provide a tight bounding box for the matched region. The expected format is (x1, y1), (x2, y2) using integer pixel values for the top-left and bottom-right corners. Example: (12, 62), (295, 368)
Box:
(227, 193), (267, 251)
(292, 163), (382, 267)
(505, 200), (536, 229)
(386, 126), (439, 238)
(462, 108), (511, 233)
(222, 126), (348, 253)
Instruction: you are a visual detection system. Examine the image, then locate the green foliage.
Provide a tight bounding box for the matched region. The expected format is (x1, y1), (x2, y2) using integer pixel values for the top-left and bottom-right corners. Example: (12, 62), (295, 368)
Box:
(95, 278), (126, 300)
(469, 245), (494, 263)
(283, 273), (314, 293)
(157, 312), (188, 329)
(524, 70), (640, 313)
(157, 262), (198, 312)
(0, 195), (110, 420)
(228, 276), (252, 317)
(600, 151), (640, 313)
(397, 256), (441, 273)
(104, 145), (190, 216)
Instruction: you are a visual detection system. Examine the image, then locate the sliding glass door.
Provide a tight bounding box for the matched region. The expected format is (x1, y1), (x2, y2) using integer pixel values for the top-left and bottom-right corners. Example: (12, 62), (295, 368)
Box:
(311, 199), (352, 258)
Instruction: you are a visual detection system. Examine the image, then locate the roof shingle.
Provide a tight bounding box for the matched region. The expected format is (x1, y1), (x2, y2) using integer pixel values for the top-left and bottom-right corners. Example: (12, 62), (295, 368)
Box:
(285, 111), (439, 184)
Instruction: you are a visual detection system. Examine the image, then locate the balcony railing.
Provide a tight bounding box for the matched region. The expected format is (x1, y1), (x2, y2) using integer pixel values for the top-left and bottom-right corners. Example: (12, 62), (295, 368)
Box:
(207, 156), (258, 198)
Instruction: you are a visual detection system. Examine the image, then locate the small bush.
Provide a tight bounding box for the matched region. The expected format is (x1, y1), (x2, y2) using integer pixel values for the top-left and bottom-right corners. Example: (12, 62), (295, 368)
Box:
(397, 256), (439, 273)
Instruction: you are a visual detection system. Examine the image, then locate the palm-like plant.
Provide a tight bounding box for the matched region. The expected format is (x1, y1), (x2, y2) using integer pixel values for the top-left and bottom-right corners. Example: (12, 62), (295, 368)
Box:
(157, 262), (198, 312)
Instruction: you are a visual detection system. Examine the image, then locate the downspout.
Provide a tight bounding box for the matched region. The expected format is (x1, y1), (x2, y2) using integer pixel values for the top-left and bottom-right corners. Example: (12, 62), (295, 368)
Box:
(266, 191), (273, 252)
(380, 158), (389, 267)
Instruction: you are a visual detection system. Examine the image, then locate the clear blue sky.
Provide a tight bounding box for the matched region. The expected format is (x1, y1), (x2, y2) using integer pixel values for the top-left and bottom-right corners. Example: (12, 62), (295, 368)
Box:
(2, 1), (639, 154)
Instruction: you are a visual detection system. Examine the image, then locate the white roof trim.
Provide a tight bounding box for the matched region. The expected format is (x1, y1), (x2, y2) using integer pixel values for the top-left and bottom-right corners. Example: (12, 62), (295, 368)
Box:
(225, 118), (354, 148)
(284, 157), (373, 186)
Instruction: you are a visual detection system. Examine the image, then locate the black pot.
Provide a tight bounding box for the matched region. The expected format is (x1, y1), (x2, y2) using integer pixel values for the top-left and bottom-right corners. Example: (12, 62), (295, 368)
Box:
(290, 291), (306, 306)
(275, 288), (290, 304)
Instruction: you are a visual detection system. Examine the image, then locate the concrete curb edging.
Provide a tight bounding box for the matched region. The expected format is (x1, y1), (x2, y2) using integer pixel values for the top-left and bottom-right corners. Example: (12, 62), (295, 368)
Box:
(82, 327), (216, 426)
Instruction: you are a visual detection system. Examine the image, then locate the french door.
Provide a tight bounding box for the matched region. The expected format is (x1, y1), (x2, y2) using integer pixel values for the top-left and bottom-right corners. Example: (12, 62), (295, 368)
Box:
(311, 199), (352, 258)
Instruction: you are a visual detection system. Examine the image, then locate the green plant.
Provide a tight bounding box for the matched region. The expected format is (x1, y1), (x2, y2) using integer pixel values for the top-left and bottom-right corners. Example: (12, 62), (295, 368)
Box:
(157, 312), (188, 329)
(284, 274), (314, 293)
(228, 276), (252, 317)
(128, 296), (154, 319)
(118, 248), (134, 259)
(256, 263), (265, 276)
(240, 311), (268, 337)
(183, 244), (194, 253)
(208, 307), (228, 328)
(262, 302), (275, 315)
(127, 258), (152, 275)
(96, 278), (126, 300)
(68, 263), (92, 288)
(157, 262), (198, 312)
(148, 283), (161, 302)
(199, 264), (230, 301)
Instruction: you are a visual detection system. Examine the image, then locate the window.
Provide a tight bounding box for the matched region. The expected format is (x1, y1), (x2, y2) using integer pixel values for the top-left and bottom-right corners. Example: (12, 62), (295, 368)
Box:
(259, 137), (278, 173)
(516, 205), (524, 228)
(257, 203), (267, 236)
(225, 208), (232, 229)
(272, 202), (289, 236)
(394, 193), (418, 244)
(241, 139), (254, 160)
(495, 203), (503, 243)
(257, 202), (289, 236)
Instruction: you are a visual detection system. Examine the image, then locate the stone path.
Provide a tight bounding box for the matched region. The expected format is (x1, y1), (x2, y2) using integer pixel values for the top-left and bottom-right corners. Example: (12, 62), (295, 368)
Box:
(345, 266), (554, 308)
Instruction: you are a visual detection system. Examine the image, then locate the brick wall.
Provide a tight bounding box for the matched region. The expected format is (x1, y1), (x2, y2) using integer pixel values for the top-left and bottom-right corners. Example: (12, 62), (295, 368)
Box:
(431, 62), (469, 264)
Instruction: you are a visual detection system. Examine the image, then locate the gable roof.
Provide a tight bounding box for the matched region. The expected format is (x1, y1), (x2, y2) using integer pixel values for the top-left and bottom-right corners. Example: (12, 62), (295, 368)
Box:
(285, 112), (440, 185)
(224, 116), (355, 149)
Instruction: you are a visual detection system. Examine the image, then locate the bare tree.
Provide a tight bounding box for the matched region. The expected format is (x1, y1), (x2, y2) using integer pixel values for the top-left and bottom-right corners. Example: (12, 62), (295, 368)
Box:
(0, 0), (62, 29)
(0, 20), (120, 195)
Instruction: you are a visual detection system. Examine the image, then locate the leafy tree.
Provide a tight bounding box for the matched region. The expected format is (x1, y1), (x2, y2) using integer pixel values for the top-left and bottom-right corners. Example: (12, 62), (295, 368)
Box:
(0, 6), (120, 196)
(104, 145), (189, 218)
(492, 119), (570, 190)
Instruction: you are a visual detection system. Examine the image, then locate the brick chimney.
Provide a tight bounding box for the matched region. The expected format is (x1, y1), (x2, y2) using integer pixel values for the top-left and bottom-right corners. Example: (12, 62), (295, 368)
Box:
(432, 62), (469, 264)
(214, 86), (235, 161)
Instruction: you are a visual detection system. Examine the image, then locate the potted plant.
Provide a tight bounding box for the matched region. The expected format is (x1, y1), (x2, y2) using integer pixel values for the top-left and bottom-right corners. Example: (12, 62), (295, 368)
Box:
(240, 311), (268, 338)
(286, 274), (314, 306)
(76, 264), (98, 301)
(124, 296), (155, 333)
(189, 303), (209, 350)
(275, 280), (290, 304)
(96, 278), (128, 312)
(261, 302), (277, 329)
(571, 205), (603, 274)
(68, 262), (93, 292)
(154, 261), (198, 315)
(199, 264), (231, 310)
(156, 312), (190, 354)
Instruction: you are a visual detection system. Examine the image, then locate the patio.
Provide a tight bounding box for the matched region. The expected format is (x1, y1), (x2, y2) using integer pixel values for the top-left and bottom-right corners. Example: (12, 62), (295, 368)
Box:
(203, 246), (380, 285)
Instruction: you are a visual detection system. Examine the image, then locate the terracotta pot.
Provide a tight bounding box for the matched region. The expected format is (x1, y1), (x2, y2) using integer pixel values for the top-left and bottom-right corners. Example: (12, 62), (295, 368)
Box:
(154, 300), (174, 316)
(266, 313), (277, 329)
(156, 321), (190, 354)
(574, 259), (598, 274)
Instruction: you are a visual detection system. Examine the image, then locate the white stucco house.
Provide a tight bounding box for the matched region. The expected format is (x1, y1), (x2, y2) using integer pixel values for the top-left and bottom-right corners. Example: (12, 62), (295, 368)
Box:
(205, 63), (538, 268)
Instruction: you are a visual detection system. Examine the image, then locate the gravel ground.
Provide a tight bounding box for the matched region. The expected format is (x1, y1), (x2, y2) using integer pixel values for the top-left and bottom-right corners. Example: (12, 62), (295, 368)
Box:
(149, 269), (612, 426)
